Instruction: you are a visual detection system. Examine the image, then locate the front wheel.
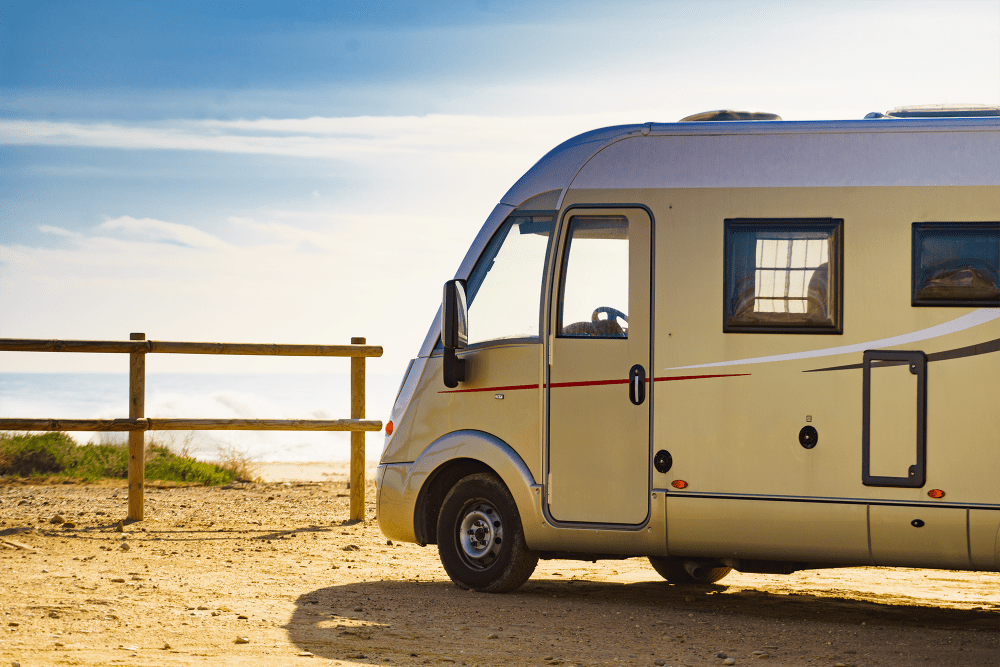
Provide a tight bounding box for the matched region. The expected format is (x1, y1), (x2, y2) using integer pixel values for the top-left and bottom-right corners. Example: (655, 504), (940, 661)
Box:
(436, 473), (538, 592)
(648, 556), (731, 584)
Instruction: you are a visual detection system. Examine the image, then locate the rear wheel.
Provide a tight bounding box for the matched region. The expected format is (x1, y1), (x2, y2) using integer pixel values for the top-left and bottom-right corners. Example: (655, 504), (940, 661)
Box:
(648, 556), (731, 584)
(436, 473), (538, 592)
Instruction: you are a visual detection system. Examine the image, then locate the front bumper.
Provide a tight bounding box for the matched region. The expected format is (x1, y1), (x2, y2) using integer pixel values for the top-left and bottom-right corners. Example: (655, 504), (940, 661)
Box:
(375, 462), (418, 544)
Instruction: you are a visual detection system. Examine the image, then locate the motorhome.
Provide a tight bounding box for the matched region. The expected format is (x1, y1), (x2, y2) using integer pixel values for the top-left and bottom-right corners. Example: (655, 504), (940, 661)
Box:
(376, 106), (1000, 592)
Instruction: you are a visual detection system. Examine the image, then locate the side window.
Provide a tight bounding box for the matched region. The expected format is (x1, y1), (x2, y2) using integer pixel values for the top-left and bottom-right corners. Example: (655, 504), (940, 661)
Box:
(465, 213), (554, 345)
(557, 216), (629, 338)
(912, 222), (1000, 306)
(724, 218), (843, 334)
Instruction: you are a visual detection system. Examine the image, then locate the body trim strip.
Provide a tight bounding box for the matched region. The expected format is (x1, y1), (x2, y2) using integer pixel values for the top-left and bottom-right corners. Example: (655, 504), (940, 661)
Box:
(667, 490), (1000, 511)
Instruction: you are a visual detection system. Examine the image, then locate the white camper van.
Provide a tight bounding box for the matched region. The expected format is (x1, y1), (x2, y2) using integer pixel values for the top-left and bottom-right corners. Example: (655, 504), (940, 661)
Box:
(376, 106), (1000, 592)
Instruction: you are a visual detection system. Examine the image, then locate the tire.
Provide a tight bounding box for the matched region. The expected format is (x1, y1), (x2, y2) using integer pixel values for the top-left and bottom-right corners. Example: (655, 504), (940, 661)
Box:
(648, 556), (731, 584)
(436, 473), (538, 592)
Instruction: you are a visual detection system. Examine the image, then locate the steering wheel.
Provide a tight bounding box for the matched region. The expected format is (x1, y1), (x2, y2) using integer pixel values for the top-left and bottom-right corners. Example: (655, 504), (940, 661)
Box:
(592, 306), (628, 327)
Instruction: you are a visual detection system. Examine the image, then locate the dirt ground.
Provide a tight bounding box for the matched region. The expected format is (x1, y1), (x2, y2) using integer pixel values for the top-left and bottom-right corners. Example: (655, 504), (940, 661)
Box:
(1, 466), (997, 667)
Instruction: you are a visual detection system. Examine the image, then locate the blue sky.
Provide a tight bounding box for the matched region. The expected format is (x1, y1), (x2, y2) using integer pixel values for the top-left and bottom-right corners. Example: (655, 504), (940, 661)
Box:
(2, 0), (999, 376)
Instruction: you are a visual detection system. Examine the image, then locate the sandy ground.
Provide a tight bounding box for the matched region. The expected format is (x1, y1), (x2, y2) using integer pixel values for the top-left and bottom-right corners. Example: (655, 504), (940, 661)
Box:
(0, 463), (997, 667)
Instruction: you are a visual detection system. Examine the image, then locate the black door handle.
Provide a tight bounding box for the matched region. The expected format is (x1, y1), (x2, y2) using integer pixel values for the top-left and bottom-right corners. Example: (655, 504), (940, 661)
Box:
(629, 364), (646, 405)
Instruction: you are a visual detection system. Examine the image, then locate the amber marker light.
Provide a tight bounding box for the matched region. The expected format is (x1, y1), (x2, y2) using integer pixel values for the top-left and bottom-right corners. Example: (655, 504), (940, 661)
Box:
(385, 421), (394, 436)
(928, 489), (945, 499)
(671, 480), (688, 489)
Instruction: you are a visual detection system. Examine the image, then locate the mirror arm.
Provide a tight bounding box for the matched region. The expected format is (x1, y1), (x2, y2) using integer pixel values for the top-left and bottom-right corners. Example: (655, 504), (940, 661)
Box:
(443, 347), (466, 389)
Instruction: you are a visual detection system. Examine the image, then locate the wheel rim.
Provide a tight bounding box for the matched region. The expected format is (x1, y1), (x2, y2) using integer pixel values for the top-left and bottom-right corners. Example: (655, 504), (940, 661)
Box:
(457, 501), (504, 569)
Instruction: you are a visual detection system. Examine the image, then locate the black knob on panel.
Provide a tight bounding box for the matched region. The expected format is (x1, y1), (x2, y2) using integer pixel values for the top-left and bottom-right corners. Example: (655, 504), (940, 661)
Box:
(799, 425), (818, 449)
(654, 450), (672, 474)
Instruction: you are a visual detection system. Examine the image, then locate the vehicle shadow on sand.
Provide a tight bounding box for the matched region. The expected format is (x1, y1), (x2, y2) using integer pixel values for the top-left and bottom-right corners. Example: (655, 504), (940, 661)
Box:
(284, 577), (999, 665)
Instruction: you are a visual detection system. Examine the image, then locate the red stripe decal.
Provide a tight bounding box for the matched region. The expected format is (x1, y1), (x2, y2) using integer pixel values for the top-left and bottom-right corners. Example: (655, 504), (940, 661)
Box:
(439, 373), (749, 394)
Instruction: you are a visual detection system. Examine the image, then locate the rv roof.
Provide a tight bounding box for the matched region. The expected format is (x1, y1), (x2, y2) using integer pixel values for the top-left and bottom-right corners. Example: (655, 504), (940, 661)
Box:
(499, 115), (1000, 209)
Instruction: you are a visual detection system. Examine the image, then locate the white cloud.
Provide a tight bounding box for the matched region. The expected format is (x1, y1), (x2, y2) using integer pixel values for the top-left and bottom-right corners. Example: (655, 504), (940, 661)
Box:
(98, 216), (231, 250)
(0, 207), (469, 375)
(0, 114), (622, 162)
(38, 225), (81, 238)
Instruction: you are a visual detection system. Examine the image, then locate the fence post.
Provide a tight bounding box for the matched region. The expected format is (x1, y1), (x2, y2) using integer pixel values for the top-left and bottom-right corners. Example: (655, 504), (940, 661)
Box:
(350, 336), (366, 521)
(128, 333), (146, 521)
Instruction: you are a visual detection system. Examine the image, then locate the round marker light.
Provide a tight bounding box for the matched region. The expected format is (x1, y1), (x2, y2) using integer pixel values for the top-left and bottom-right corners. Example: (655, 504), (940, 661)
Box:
(927, 489), (945, 499)
(385, 420), (394, 436)
(671, 480), (688, 489)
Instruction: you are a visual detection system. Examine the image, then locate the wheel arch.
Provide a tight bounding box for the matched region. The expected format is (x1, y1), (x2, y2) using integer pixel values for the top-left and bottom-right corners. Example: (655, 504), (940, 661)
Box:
(408, 430), (540, 546)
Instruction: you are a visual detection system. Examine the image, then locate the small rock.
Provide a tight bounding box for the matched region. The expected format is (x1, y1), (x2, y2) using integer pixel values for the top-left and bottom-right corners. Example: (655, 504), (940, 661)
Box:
(386, 539), (393, 545)
(235, 636), (250, 644)
(120, 542), (130, 551)
(353, 606), (363, 612)
(110, 578), (126, 583)
(237, 615), (249, 619)
(162, 643), (172, 650)
(54, 641), (65, 647)
(114, 521), (124, 533)
(49, 514), (65, 524)
(438, 659), (456, 664)
(341, 544), (360, 552)
(654, 660), (666, 666)
(345, 653), (365, 659)
(724, 660), (736, 666)
(197, 606), (209, 610)
(48, 611), (59, 618)
(121, 645), (139, 651)
(297, 652), (314, 657)
(717, 653), (728, 659)
(487, 633), (499, 639)
(62, 522), (77, 529)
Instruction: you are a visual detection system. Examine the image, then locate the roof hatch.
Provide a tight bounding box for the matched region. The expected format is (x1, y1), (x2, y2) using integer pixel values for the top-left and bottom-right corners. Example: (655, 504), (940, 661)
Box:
(866, 104), (1000, 119)
(679, 110), (782, 122)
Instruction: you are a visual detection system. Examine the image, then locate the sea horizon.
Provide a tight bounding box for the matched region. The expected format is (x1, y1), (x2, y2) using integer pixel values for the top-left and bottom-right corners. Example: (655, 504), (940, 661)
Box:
(0, 371), (400, 462)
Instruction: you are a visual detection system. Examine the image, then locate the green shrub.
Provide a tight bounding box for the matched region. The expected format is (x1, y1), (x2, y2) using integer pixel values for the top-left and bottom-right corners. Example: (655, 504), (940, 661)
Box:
(0, 432), (79, 476)
(0, 432), (239, 485)
(145, 441), (236, 485)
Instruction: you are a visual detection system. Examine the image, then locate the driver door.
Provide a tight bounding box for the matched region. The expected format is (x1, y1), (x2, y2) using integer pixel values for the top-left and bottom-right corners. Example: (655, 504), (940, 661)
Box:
(546, 207), (652, 525)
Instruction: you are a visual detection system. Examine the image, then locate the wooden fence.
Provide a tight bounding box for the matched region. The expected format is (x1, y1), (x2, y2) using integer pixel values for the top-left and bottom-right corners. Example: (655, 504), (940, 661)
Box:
(0, 334), (383, 522)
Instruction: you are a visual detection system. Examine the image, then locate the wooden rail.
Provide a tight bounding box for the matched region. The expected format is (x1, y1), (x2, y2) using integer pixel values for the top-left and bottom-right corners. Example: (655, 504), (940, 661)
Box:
(0, 334), (383, 522)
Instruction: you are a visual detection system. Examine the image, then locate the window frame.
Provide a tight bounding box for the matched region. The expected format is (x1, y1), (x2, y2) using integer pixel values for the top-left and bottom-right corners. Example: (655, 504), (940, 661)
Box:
(437, 209), (556, 350)
(911, 221), (1000, 307)
(723, 217), (844, 335)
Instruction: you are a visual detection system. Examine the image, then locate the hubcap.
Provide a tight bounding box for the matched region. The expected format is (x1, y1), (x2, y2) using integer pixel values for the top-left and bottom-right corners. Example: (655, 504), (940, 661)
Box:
(458, 502), (503, 568)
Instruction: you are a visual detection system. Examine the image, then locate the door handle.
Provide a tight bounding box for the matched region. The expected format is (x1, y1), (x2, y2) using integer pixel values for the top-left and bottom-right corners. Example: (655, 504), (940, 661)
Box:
(629, 364), (646, 405)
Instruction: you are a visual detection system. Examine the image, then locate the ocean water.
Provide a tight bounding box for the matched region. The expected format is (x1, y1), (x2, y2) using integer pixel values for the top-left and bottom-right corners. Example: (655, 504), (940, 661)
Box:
(0, 372), (402, 462)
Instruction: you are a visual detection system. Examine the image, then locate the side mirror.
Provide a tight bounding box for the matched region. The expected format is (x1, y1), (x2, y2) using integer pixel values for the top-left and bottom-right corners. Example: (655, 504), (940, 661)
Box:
(441, 280), (468, 388)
